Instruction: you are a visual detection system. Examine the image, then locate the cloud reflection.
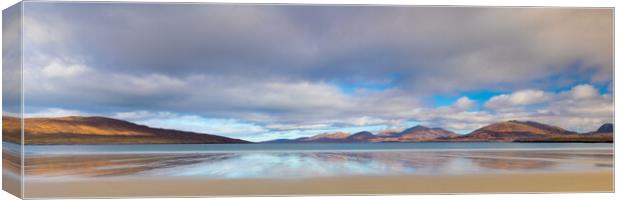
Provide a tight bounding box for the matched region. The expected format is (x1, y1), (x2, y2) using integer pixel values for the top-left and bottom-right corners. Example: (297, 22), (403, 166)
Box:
(20, 150), (613, 180)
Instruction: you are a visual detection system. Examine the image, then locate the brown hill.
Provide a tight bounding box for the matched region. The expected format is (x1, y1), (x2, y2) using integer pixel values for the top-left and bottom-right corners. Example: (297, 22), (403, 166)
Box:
(2, 116), (250, 144)
(298, 132), (351, 142)
(515, 123), (613, 143)
(451, 120), (576, 142)
(397, 125), (459, 141)
(375, 130), (400, 137)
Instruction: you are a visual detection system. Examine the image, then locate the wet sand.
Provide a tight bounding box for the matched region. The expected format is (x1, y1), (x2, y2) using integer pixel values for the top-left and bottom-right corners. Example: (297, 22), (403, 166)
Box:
(23, 170), (613, 198)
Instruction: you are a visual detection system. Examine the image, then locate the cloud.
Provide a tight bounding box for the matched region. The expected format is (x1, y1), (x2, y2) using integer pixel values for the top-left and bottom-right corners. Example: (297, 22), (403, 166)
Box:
(401, 84), (612, 133)
(16, 3), (613, 140)
(566, 84), (599, 99)
(485, 89), (552, 110)
(425, 84), (613, 133)
(2, 4), (23, 114)
(453, 97), (476, 111)
(22, 57), (427, 132)
(23, 5), (612, 94)
(111, 111), (268, 139)
(24, 108), (86, 118)
(41, 60), (89, 78)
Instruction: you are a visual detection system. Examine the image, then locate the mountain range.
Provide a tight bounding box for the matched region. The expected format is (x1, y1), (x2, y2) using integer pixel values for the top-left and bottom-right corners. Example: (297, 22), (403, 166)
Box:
(265, 121), (613, 143)
(265, 125), (460, 143)
(1, 115), (613, 144)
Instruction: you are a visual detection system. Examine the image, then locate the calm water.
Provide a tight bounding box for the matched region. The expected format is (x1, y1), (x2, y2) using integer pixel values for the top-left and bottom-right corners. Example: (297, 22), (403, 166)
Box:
(11, 142), (614, 155)
(2, 142), (613, 180)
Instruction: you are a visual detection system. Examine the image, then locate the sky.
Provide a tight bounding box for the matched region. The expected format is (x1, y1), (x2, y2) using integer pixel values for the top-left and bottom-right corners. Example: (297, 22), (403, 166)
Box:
(7, 3), (613, 142)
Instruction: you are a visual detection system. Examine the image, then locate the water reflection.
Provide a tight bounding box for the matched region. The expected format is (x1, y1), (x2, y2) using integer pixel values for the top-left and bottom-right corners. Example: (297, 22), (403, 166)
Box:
(469, 157), (555, 170)
(17, 149), (612, 179)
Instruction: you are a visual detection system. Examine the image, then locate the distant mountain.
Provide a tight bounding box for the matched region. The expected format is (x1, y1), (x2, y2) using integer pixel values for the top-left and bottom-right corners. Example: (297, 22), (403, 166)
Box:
(397, 125), (459, 141)
(262, 132), (351, 143)
(521, 122), (613, 143)
(375, 130), (400, 137)
(298, 132), (350, 142)
(263, 125), (459, 143)
(596, 123), (613, 133)
(346, 131), (378, 142)
(538, 123), (615, 143)
(450, 120), (576, 142)
(2, 116), (250, 144)
(261, 138), (299, 143)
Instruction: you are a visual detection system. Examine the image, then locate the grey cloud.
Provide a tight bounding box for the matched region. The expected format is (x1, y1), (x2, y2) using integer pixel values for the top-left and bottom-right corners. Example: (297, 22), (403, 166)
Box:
(24, 4), (613, 92)
(2, 3), (22, 114)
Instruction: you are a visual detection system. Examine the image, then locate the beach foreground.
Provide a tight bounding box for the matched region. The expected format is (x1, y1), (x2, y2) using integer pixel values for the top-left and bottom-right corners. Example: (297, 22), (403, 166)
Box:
(23, 171), (612, 198)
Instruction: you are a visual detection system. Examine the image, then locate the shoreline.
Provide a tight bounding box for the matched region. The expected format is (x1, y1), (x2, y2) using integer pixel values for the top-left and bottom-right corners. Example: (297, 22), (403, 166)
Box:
(21, 170), (613, 198)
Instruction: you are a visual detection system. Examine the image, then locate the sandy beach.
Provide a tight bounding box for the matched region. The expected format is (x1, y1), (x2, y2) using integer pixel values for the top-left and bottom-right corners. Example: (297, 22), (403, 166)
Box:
(5, 143), (613, 198)
(22, 170), (613, 198)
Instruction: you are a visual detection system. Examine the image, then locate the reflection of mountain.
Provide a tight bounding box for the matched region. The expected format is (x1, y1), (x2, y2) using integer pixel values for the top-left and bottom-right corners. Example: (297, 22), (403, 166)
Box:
(469, 157), (555, 170)
(24, 150), (609, 179)
(2, 116), (250, 144)
(2, 149), (21, 175)
(23, 151), (454, 178)
(24, 153), (237, 177)
(302, 152), (453, 174)
(265, 121), (612, 143)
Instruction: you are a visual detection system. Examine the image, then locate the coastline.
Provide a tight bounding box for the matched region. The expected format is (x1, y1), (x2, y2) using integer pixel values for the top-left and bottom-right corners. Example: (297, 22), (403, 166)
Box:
(21, 170), (613, 198)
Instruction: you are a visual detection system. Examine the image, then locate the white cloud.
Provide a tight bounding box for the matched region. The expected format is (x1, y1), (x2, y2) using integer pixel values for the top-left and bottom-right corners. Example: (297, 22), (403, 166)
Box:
(24, 108), (85, 118)
(566, 84), (599, 99)
(42, 60), (89, 78)
(453, 97), (476, 111)
(112, 111), (268, 139)
(23, 16), (69, 47)
(485, 89), (551, 110)
(111, 111), (177, 121)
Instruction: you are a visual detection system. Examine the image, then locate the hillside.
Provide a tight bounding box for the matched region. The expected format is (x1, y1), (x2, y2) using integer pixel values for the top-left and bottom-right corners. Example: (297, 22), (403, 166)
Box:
(515, 123), (613, 143)
(396, 125), (459, 141)
(347, 131), (378, 142)
(596, 123), (613, 133)
(2, 116), (250, 144)
(297, 132), (351, 142)
(449, 120), (577, 142)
